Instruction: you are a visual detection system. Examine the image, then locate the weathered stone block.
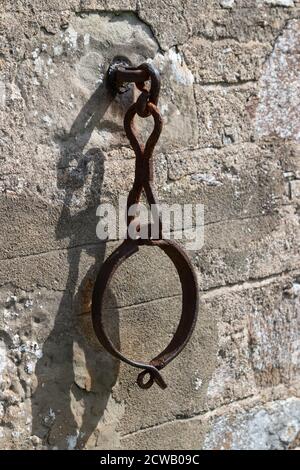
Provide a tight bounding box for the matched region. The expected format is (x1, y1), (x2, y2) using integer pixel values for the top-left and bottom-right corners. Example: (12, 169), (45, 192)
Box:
(258, 0), (295, 6)
(255, 19), (300, 143)
(81, 0), (137, 10)
(103, 244), (182, 308)
(121, 417), (207, 450)
(181, 38), (271, 84)
(2, 1), (80, 12)
(194, 83), (257, 147)
(195, 207), (300, 290)
(203, 398), (300, 450)
(137, 0), (189, 51)
(187, 7), (298, 43)
(205, 277), (300, 409)
(163, 143), (283, 223)
(290, 180), (300, 199)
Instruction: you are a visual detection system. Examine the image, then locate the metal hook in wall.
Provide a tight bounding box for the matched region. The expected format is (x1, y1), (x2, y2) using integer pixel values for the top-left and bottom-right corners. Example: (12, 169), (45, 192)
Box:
(91, 58), (199, 390)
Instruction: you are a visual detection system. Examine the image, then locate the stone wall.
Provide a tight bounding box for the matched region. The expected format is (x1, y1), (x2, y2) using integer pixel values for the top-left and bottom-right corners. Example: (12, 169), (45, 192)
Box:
(0, 0), (299, 450)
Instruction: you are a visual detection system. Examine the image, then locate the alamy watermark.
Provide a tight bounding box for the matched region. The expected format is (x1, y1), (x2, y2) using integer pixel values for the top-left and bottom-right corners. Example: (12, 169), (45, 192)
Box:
(96, 196), (204, 250)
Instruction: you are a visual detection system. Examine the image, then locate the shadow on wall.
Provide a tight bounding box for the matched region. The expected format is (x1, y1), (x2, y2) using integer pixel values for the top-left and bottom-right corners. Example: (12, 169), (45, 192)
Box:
(31, 82), (122, 449)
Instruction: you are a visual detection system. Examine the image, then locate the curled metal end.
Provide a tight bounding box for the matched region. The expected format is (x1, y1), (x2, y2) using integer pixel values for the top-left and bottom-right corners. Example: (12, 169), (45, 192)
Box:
(137, 366), (167, 390)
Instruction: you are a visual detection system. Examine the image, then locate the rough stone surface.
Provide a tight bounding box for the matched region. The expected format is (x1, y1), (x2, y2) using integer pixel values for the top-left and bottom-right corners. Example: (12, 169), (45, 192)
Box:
(256, 19), (300, 142)
(181, 39), (272, 84)
(203, 398), (300, 450)
(0, 0), (299, 451)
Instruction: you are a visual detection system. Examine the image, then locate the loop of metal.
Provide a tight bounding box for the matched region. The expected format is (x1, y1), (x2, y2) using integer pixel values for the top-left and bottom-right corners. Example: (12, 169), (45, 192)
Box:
(92, 62), (199, 390)
(124, 100), (163, 235)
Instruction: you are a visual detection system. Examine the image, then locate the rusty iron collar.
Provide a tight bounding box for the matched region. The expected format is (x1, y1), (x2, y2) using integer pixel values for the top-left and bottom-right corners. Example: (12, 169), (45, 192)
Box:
(92, 61), (199, 389)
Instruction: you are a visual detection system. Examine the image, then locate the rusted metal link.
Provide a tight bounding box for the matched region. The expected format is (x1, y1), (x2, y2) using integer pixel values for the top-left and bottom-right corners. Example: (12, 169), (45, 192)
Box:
(124, 100), (163, 235)
(108, 60), (161, 117)
(113, 63), (160, 107)
(114, 67), (150, 86)
(135, 63), (161, 117)
(92, 61), (199, 390)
